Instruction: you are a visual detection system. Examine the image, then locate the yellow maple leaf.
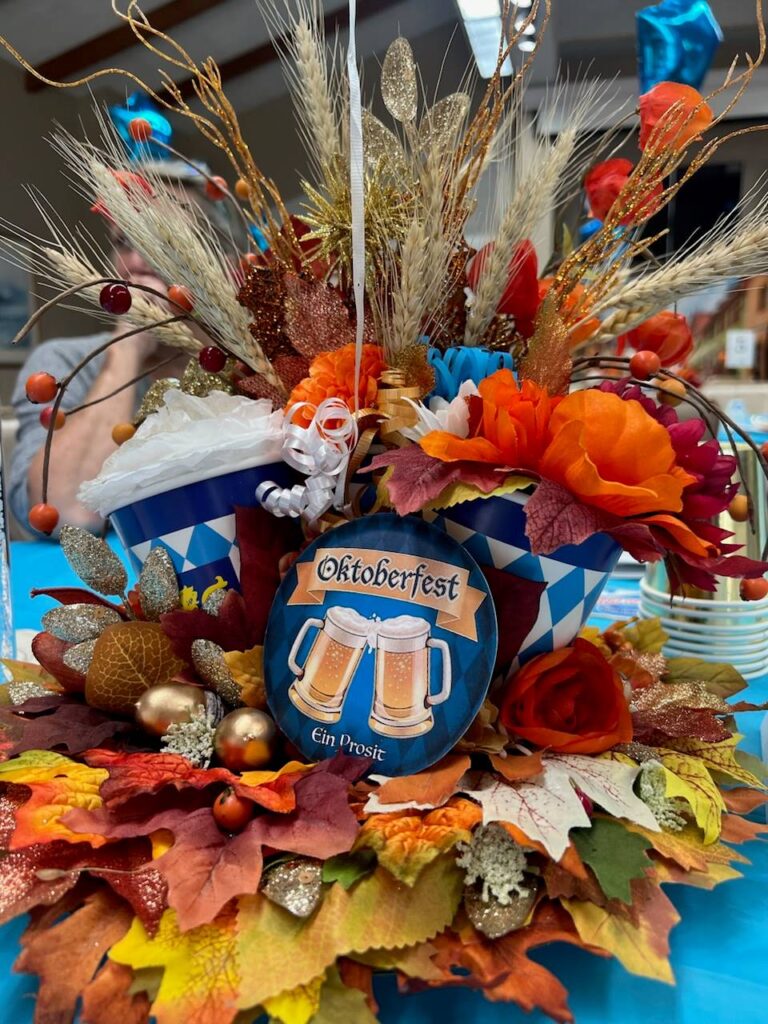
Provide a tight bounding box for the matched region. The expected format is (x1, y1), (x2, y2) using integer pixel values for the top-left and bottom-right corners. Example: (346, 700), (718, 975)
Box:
(237, 759), (313, 791)
(421, 475), (534, 513)
(563, 887), (680, 983)
(663, 735), (766, 789)
(110, 909), (239, 1024)
(236, 855), (463, 1009)
(626, 822), (749, 872)
(660, 755), (725, 845)
(0, 750), (108, 848)
(223, 646), (266, 709)
(262, 974), (325, 1024)
(355, 798), (481, 885)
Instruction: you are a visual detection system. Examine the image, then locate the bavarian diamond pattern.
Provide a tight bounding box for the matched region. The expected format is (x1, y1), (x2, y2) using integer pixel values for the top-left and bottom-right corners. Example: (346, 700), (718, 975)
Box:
(130, 512), (240, 581)
(428, 511), (614, 666)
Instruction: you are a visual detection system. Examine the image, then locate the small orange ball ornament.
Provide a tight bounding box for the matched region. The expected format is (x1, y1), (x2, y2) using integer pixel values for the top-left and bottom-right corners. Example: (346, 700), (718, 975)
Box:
(167, 284), (194, 312)
(213, 787), (254, 833)
(40, 406), (65, 431)
(629, 350), (661, 380)
(728, 494), (750, 523)
(234, 178), (250, 200)
(205, 176), (228, 201)
(128, 118), (153, 142)
(655, 377), (686, 407)
(112, 422), (136, 446)
(29, 503), (59, 535)
(740, 577), (768, 601)
(25, 372), (58, 404)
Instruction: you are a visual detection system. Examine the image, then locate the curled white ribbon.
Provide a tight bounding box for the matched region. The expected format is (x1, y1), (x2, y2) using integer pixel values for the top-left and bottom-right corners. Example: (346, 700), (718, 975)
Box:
(256, 398), (358, 522)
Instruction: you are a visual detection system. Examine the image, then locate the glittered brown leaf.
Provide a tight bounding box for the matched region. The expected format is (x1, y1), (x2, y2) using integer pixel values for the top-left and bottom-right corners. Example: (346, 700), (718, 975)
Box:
(85, 622), (185, 715)
(283, 273), (356, 359)
(238, 266), (288, 361)
(519, 297), (572, 396)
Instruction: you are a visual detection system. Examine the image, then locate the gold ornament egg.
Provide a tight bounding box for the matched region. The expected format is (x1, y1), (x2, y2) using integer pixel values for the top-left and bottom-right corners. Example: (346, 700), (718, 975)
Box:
(214, 708), (277, 771)
(135, 683), (206, 737)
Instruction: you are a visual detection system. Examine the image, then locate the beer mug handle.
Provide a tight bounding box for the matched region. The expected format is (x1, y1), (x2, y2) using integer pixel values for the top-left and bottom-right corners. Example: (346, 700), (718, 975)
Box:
(426, 638), (451, 706)
(288, 618), (324, 676)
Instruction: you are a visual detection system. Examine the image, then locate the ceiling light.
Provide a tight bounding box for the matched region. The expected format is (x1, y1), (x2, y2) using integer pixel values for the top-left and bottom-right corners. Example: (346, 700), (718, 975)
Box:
(462, 17), (513, 78)
(456, 0), (501, 17)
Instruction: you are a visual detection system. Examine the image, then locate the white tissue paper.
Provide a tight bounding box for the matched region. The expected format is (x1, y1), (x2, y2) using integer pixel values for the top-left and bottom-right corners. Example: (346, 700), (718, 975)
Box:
(78, 388), (285, 516)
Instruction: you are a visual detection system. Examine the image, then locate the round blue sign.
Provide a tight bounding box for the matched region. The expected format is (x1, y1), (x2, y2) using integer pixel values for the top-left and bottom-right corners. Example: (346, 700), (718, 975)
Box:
(264, 514), (498, 775)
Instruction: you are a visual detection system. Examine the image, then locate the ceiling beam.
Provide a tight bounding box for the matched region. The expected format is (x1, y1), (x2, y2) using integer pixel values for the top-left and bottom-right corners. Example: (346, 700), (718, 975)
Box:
(175, 0), (403, 99)
(25, 0), (228, 92)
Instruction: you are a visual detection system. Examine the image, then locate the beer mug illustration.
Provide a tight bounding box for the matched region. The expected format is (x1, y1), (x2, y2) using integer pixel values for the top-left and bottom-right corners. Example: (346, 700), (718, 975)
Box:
(288, 607), (372, 723)
(369, 615), (451, 738)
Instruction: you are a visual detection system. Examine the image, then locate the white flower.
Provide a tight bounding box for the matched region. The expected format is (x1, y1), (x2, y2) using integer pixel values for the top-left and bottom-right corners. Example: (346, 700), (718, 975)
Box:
(456, 823), (529, 904)
(399, 379), (479, 442)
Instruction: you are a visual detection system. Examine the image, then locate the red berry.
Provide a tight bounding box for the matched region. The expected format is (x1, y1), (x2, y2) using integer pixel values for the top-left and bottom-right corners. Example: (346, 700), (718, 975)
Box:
(167, 284), (194, 312)
(205, 175), (228, 201)
(29, 503), (59, 535)
(629, 349), (661, 380)
(212, 787), (253, 832)
(199, 346), (227, 373)
(111, 422), (136, 446)
(39, 406), (65, 431)
(25, 372), (58, 404)
(99, 282), (132, 315)
(128, 118), (153, 142)
(740, 577), (768, 601)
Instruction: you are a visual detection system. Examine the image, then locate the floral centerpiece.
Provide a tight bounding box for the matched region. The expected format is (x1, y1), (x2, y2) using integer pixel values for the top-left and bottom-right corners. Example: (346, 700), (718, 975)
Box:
(1, 2), (768, 1023)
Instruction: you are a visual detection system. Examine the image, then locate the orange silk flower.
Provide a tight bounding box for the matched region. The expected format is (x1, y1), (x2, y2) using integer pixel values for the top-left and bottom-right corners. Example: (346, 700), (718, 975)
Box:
(639, 82), (713, 151)
(420, 369), (562, 470)
(500, 638), (633, 754)
(286, 342), (386, 427)
(539, 389), (697, 517)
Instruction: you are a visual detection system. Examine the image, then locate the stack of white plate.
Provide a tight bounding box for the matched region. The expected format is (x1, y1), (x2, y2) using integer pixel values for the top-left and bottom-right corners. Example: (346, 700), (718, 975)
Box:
(640, 578), (768, 680)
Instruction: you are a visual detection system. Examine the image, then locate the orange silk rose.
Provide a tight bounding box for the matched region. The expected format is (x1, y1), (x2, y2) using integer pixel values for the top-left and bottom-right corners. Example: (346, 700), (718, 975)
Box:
(286, 342), (386, 427)
(539, 389), (697, 517)
(419, 369), (562, 469)
(639, 82), (713, 151)
(500, 638), (632, 754)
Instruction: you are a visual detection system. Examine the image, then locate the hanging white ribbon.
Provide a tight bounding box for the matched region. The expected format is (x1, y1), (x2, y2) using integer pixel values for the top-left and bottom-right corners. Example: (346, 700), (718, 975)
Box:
(347, 0), (365, 411)
(256, 399), (358, 522)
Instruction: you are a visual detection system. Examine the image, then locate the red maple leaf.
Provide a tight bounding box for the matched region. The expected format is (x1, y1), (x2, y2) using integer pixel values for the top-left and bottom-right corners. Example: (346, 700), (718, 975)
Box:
(30, 632), (87, 693)
(1, 698), (136, 758)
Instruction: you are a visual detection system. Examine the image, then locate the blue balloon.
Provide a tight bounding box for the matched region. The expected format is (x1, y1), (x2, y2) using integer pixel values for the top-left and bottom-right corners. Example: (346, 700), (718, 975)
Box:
(637, 0), (722, 94)
(427, 346), (514, 401)
(108, 92), (173, 162)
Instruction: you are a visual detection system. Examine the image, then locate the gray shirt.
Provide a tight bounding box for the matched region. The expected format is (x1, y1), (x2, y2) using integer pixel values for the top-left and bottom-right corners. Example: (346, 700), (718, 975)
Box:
(10, 333), (114, 530)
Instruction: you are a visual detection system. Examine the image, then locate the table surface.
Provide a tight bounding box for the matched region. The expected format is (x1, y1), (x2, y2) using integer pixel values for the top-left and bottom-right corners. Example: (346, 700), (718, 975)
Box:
(3, 540), (768, 1024)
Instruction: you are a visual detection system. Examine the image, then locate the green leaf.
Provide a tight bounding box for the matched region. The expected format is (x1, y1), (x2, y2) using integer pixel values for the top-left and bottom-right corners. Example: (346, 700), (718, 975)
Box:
(734, 749), (768, 785)
(571, 818), (653, 904)
(664, 657), (746, 698)
(620, 618), (668, 654)
(321, 850), (377, 890)
(310, 968), (377, 1024)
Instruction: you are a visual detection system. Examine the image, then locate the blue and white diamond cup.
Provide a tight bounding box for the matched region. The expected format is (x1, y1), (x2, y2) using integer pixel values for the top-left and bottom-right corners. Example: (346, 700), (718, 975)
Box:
(425, 490), (621, 666)
(78, 390), (291, 597)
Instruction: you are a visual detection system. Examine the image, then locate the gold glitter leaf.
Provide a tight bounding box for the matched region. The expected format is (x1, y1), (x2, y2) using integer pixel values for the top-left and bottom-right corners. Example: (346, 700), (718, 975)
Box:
(41, 604), (121, 643)
(381, 37), (418, 123)
(362, 110), (407, 175)
(60, 526), (128, 597)
(419, 94), (471, 156)
(519, 297), (572, 396)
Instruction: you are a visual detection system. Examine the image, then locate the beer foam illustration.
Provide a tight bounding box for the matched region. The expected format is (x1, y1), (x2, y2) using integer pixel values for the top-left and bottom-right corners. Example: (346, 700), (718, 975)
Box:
(326, 606), (371, 635)
(377, 615), (430, 638)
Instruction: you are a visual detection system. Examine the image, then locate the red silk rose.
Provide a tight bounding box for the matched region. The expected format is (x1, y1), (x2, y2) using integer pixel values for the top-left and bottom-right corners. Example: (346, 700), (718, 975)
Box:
(622, 311), (694, 366)
(500, 638), (633, 754)
(467, 239), (540, 333)
(639, 82), (713, 151)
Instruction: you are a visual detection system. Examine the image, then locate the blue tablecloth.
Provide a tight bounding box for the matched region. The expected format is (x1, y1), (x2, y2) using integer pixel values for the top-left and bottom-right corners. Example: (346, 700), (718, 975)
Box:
(3, 543), (768, 1023)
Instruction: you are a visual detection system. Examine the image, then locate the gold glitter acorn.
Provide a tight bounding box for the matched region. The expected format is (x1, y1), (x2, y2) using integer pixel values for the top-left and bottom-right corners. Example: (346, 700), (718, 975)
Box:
(135, 682), (208, 738)
(191, 639), (242, 707)
(214, 708), (277, 771)
(261, 858), (323, 918)
(42, 604), (121, 643)
(463, 883), (538, 940)
(60, 526), (128, 597)
(138, 548), (180, 620)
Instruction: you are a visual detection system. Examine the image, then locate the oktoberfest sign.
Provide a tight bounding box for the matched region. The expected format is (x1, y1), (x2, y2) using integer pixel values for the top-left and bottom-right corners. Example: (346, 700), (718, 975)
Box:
(264, 514), (498, 775)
